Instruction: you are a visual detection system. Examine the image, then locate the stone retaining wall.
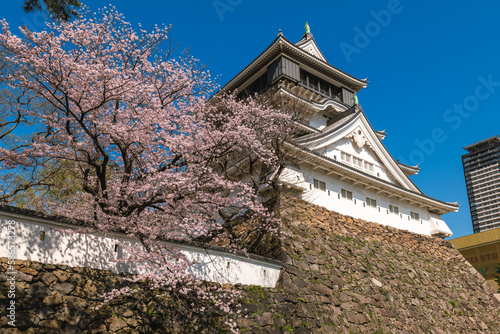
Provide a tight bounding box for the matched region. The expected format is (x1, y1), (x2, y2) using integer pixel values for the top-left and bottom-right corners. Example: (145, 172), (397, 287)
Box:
(1, 198), (499, 333)
(235, 198), (500, 333)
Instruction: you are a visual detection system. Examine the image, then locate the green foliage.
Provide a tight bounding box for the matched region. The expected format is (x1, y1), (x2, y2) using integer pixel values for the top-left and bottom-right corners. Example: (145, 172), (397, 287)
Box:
(252, 309), (264, 316)
(242, 285), (266, 304)
(23, 0), (81, 21)
(449, 300), (456, 308)
(7, 161), (84, 212)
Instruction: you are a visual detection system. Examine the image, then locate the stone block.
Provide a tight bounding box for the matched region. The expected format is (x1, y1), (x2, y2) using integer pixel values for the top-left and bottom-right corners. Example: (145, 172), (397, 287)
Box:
(39, 272), (58, 286)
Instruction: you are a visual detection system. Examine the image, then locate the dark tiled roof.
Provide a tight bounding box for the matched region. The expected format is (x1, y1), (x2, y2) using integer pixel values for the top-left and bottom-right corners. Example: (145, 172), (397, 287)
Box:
(463, 135), (500, 152)
(213, 33), (367, 98)
(396, 160), (420, 170)
(295, 105), (358, 144)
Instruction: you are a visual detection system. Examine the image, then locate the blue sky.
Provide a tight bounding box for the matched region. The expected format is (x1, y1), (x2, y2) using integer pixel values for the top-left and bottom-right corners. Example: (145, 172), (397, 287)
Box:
(3, 0), (500, 238)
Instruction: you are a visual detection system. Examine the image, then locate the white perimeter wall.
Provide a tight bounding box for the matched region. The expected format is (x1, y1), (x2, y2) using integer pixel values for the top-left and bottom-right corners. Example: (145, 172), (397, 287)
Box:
(0, 211), (282, 288)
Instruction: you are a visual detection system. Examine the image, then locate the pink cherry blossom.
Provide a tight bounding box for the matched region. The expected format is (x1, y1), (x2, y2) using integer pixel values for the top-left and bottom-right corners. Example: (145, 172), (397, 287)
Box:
(0, 6), (295, 331)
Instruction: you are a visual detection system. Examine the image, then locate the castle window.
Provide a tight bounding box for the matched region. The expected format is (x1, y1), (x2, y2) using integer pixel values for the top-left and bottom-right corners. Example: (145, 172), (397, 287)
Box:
(244, 73), (268, 95)
(341, 152), (351, 163)
(389, 205), (399, 215)
(364, 161), (374, 172)
(300, 69), (308, 85)
(366, 197), (377, 208)
(313, 179), (326, 191)
(319, 79), (329, 96)
(341, 189), (353, 200)
(309, 75), (318, 90)
(299, 69), (340, 99)
(410, 211), (419, 221)
(353, 157), (363, 168)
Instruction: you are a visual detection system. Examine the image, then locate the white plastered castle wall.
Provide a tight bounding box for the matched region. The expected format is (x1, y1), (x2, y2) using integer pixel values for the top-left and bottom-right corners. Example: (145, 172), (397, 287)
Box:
(0, 210), (282, 288)
(309, 114), (329, 130)
(294, 167), (438, 236)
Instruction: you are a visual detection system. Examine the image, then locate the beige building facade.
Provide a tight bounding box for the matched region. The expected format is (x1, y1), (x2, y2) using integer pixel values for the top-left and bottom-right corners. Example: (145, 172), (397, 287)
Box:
(450, 228), (500, 291)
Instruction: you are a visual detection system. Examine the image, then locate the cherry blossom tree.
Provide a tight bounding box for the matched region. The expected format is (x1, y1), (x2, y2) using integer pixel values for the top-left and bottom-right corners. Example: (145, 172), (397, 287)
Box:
(0, 6), (294, 331)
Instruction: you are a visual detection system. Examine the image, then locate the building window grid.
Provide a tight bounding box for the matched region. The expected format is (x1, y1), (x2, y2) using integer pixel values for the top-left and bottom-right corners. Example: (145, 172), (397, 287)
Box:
(476, 214), (500, 224)
(463, 144), (500, 232)
(475, 201), (500, 211)
(464, 158), (499, 171)
(471, 201), (500, 213)
(464, 149), (499, 164)
(479, 221), (500, 229)
(469, 170), (500, 182)
(470, 191), (500, 202)
(469, 187), (500, 198)
(468, 176), (500, 189)
(469, 170), (498, 181)
(469, 177), (500, 189)
(480, 212), (495, 220)
(472, 194), (500, 204)
(464, 154), (499, 168)
(469, 186), (500, 197)
(469, 162), (497, 173)
(468, 164), (498, 177)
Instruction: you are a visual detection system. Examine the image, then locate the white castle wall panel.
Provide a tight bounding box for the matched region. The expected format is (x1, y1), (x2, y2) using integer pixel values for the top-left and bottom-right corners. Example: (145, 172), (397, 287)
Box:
(0, 210), (282, 288)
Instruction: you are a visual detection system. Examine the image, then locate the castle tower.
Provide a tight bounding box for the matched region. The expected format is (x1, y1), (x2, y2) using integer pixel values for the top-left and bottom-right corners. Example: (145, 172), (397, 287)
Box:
(216, 25), (458, 237)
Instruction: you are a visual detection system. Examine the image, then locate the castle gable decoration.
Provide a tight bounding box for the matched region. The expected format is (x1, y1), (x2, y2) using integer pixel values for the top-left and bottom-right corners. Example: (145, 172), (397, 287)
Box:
(349, 129), (370, 149)
(295, 31), (327, 62)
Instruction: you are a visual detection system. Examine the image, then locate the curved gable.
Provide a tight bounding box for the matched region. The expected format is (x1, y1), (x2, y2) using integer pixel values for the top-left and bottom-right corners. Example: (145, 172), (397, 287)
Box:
(296, 110), (421, 193)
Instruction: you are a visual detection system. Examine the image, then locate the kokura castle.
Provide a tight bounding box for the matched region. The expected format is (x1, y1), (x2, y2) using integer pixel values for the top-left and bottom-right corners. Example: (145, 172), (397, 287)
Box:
(216, 24), (459, 238)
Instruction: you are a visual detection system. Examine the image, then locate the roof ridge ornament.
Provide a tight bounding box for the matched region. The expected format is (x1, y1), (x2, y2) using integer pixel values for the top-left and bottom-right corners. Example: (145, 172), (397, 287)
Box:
(353, 93), (359, 105)
(303, 21), (311, 37)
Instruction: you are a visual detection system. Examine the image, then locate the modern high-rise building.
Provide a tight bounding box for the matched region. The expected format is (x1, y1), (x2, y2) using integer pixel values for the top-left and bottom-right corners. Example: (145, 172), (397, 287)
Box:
(462, 135), (500, 233)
